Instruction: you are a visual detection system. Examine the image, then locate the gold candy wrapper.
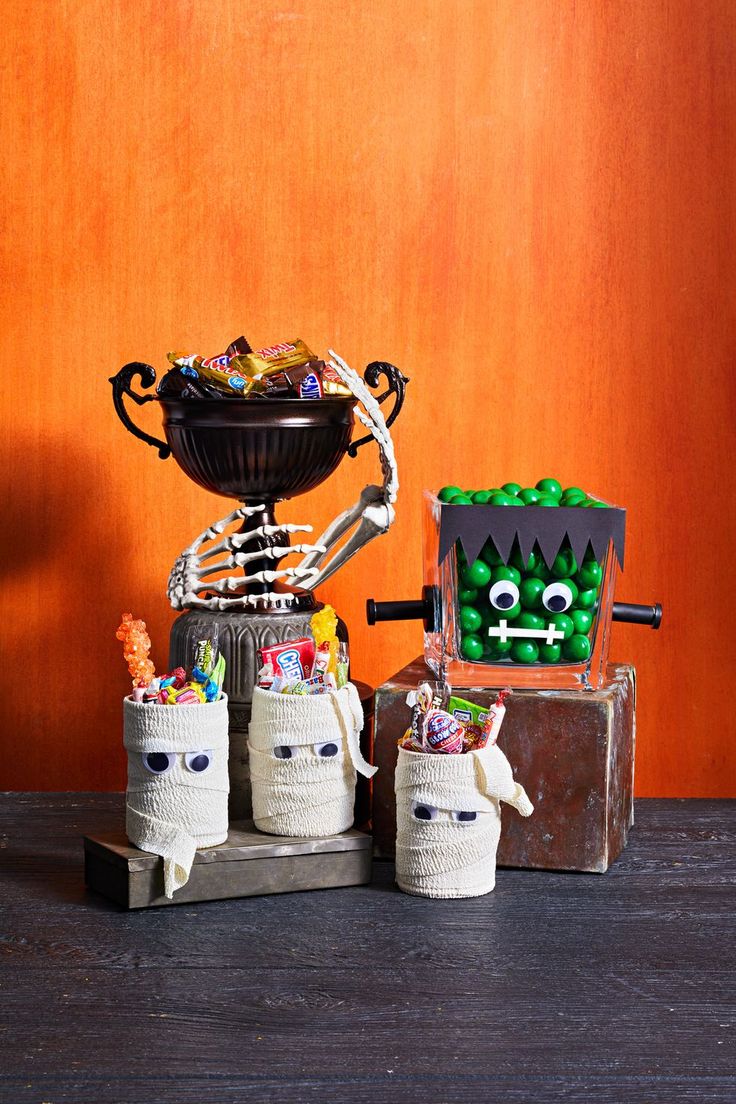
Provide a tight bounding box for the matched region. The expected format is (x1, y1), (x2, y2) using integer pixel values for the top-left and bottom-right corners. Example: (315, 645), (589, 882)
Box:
(167, 352), (249, 394)
(321, 363), (352, 397)
(239, 339), (317, 378)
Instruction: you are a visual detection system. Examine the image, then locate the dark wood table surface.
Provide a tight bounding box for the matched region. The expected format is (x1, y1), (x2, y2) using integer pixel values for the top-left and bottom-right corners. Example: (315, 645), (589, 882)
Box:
(1, 794), (734, 1104)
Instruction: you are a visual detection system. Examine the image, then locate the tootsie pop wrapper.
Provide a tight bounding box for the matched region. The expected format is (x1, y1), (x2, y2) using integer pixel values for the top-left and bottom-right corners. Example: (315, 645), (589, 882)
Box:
(423, 709), (465, 754)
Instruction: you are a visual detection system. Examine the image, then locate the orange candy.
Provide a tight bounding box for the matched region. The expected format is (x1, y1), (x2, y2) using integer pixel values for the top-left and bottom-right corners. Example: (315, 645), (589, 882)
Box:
(116, 612), (156, 688)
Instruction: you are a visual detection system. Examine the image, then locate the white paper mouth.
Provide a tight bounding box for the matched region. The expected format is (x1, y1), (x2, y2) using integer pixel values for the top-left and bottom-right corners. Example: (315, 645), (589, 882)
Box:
(487, 620), (565, 645)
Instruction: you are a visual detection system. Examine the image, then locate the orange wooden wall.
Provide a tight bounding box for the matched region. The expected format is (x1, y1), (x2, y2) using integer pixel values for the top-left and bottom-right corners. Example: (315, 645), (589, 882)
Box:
(2, 0), (735, 795)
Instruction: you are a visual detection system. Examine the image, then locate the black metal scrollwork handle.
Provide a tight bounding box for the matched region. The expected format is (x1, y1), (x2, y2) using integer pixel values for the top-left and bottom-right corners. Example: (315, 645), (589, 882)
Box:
(348, 361), (409, 457)
(109, 363), (171, 460)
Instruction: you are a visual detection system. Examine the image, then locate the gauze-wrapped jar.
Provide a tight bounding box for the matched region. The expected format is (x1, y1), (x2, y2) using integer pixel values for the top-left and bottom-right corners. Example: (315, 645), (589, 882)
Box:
(247, 683), (376, 837)
(124, 695), (229, 898)
(395, 742), (533, 899)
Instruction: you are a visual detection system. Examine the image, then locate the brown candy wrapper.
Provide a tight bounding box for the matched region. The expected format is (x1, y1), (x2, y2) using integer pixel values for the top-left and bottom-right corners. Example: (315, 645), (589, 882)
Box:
(226, 335), (252, 356)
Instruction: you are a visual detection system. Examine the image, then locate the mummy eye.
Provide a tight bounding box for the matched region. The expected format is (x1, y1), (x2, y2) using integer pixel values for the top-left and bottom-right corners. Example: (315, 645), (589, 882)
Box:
(185, 751), (212, 773)
(452, 810), (478, 823)
(142, 752), (175, 775)
(489, 580), (520, 611)
(411, 802), (439, 821)
(273, 745), (293, 760)
(542, 582), (574, 612)
(315, 741), (339, 758)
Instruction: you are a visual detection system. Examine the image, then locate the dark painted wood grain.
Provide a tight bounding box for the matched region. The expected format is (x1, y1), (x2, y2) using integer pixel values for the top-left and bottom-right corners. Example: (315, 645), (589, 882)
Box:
(1, 794), (734, 1103)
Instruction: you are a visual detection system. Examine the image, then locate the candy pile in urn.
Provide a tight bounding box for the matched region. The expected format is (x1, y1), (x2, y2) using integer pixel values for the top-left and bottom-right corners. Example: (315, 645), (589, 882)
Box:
(157, 336), (352, 400)
(439, 478), (606, 666)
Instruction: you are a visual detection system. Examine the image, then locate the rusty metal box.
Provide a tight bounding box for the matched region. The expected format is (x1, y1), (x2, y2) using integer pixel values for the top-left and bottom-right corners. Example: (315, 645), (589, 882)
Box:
(84, 821), (372, 909)
(372, 658), (635, 873)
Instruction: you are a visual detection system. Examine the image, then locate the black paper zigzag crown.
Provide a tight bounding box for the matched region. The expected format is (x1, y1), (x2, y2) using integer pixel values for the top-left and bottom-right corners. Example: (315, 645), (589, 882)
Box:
(438, 503), (626, 572)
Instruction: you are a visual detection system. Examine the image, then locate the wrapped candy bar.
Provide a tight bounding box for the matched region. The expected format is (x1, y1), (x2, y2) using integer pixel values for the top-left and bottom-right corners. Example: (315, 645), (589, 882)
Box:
(257, 637), (315, 684)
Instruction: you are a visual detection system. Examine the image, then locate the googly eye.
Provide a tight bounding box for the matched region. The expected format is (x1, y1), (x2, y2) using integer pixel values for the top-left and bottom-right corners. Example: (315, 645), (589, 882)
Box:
(273, 745), (293, 760)
(411, 802), (439, 821)
(489, 580), (520, 611)
(315, 741), (339, 758)
(184, 751), (213, 773)
(452, 810), (478, 823)
(142, 752), (175, 775)
(542, 582), (574, 613)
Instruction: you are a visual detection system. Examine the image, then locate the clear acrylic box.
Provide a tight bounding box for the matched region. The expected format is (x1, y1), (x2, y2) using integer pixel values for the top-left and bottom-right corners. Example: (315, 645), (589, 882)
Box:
(422, 490), (623, 690)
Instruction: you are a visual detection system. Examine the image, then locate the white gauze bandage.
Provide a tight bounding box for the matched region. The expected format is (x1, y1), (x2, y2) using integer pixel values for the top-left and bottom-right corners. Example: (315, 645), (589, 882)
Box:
(124, 695), (230, 898)
(247, 683), (377, 837)
(395, 743), (533, 899)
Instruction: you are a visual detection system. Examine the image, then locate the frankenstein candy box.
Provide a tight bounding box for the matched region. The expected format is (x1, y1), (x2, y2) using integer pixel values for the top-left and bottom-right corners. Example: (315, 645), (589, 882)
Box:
(421, 480), (629, 690)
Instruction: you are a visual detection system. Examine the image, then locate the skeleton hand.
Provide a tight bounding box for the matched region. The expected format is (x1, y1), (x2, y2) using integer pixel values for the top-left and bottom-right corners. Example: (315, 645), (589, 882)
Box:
(167, 505), (327, 611)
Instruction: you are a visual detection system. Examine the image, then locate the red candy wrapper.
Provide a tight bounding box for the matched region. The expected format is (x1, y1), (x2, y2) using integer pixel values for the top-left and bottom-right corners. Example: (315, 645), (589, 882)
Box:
(258, 637), (315, 683)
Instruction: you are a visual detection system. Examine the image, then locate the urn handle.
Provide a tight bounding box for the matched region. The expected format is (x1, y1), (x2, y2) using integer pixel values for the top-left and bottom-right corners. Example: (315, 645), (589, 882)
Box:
(109, 362), (171, 460)
(348, 361), (409, 457)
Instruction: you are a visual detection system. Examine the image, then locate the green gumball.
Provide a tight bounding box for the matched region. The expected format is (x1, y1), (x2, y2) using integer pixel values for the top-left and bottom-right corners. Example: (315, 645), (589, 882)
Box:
(577, 560), (603, 589)
(449, 494), (473, 505)
(530, 558), (552, 579)
(488, 601), (521, 622)
(502, 482), (522, 496)
(519, 577), (545, 609)
(535, 495), (559, 507)
(570, 608), (593, 635)
(438, 485), (462, 502)
(576, 587), (598, 609)
(551, 548), (578, 578)
(511, 640), (539, 664)
(481, 540), (503, 565)
(518, 488), (541, 505)
(486, 637), (513, 658)
(460, 606), (482, 633)
(462, 559), (492, 588)
(458, 586), (478, 605)
(549, 612), (574, 640)
(492, 564), (521, 585)
(461, 634), (484, 662)
(511, 546), (538, 572)
(536, 478), (563, 500)
(563, 634), (591, 661)
(562, 485), (586, 500)
(539, 642), (562, 663)
(472, 490), (492, 504)
(489, 492), (517, 506)
(516, 611), (545, 632)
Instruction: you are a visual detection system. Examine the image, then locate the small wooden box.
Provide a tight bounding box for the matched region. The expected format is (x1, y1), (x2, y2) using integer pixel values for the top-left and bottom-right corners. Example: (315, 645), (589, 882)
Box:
(372, 658), (635, 873)
(84, 821), (372, 909)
